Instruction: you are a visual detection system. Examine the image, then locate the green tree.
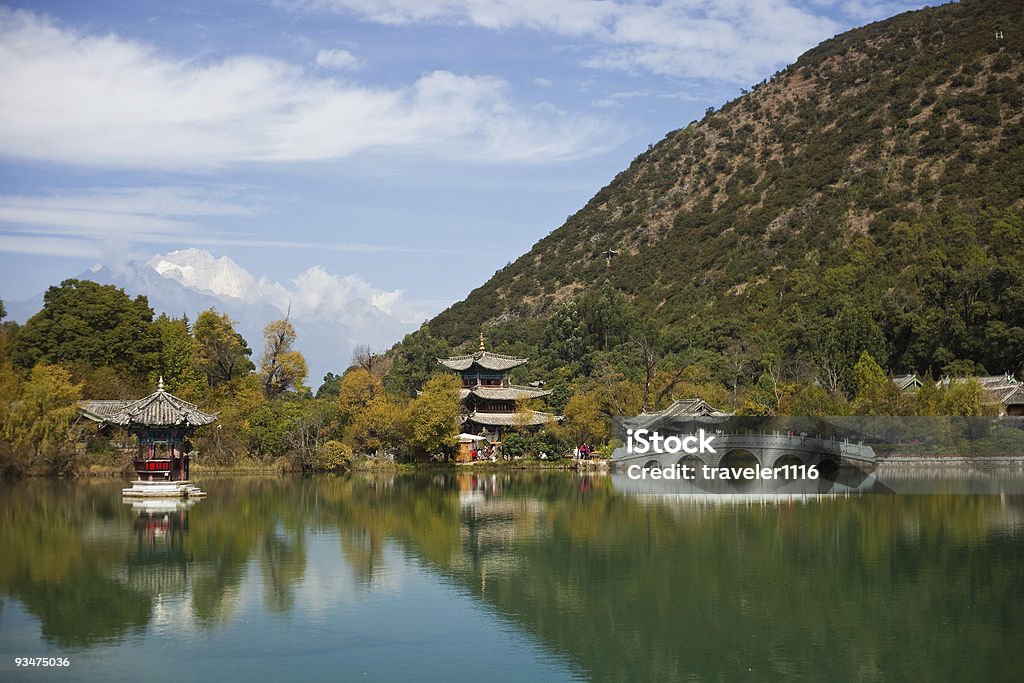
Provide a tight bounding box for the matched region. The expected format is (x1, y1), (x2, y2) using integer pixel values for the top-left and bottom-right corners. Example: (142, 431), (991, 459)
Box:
(913, 372), (942, 416)
(289, 399), (342, 470)
(384, 326), (451, 397)
(346, 396), (407, 458)
(852, 351), (897, 415)
(543, 300), (588, 365)
(151, 314), (205, 397)
(315, 372), (342, 399)
(562, 390), (608, 445)
(193, 309), (254, 387)
(2, 364), (82, 474)
(259, 319), (308, 398)
(11, 280), (159, 380)
(941, 379), (985, 416)
(407, 373), (460, 456)
(783, 383), (849, 416)
(821, 306), (888, 395)
(315, 440), (353, 472)
(580, 280), (636, 352)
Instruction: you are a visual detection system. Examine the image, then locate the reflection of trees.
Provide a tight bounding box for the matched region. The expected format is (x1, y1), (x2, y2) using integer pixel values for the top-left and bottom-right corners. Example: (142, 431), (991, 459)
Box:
(315, 473), (1024, 682)
(0, 477), (314, 644)
(3, 473), (1024, 680)
(0, 481), (151, 646)
(260, 529), (306, 613)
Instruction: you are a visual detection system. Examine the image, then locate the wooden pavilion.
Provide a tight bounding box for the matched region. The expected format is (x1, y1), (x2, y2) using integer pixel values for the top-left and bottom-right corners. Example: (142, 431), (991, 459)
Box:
(79, 378), (215, 498)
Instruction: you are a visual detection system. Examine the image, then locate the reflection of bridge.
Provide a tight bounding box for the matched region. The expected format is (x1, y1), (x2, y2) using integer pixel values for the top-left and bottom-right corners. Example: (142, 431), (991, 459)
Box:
(612, 432), (876, 470)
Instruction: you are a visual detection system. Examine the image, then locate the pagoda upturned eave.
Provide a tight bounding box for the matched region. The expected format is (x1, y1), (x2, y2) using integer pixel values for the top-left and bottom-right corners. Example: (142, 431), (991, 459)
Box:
(79, 387), (217, 429)
(438, 350), (529, 372)
(462, 410), (557, 428)
(459, 384), (551, 401)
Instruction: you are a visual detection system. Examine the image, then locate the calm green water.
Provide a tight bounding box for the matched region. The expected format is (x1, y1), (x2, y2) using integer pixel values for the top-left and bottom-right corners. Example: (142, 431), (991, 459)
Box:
(1, 472), (1023, 681)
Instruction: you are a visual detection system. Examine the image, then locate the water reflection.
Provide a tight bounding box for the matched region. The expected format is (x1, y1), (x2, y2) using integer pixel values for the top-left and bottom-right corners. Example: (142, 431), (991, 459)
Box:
(1, 473), (1023, 681)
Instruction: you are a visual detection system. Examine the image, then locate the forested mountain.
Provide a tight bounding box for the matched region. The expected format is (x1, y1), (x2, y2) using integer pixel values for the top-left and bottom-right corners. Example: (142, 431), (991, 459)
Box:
(402, 0), (1024, 399)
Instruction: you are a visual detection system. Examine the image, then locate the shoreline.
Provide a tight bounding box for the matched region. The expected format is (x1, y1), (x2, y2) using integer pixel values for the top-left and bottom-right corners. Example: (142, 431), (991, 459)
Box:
(14, 454), (1024, 479)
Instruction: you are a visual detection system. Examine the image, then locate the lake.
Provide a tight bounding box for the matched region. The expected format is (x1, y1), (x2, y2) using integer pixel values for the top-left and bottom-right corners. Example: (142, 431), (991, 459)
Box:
(1, 471), (1023, 681)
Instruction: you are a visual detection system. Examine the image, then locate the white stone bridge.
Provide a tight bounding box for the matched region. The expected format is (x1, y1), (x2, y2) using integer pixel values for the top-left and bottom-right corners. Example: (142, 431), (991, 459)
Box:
(612, 431), (876, 471)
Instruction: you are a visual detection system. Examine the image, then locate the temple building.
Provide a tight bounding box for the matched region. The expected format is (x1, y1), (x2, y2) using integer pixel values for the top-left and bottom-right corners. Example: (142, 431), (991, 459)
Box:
(79, 378), (215, 498)
(438, 336), (558, 441)
(936, 372), (1024, 417)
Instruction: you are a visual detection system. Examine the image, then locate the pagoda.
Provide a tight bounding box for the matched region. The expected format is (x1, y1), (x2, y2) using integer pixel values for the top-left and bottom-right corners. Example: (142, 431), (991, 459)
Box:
(438, 334), (558, 441)
(79, 378), (215, 498)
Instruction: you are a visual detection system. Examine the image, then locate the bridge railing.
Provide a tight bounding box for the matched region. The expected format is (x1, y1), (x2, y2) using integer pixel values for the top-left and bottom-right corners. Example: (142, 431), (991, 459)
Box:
(613, 430), (876, 462)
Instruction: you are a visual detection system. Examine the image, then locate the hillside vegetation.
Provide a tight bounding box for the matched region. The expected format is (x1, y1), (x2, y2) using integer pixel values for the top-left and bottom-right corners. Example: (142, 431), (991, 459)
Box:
(392, 0), (1024, 410)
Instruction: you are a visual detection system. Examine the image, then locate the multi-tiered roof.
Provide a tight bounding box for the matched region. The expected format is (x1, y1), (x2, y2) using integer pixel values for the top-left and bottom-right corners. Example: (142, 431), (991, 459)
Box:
(438, 336), (557, 435)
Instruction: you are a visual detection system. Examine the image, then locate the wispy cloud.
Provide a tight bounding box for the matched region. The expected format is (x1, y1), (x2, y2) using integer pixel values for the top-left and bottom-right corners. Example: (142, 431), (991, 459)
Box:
(297, 0), (927, 83)
(0, 235), (104, 259)
(0, 8), (617, 170)
(0, 186), (457, 259)
(298, 0), (833, 82)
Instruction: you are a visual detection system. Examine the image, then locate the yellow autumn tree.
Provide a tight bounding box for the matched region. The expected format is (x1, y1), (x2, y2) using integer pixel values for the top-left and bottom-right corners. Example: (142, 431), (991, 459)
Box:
(259, 318), (308, 398)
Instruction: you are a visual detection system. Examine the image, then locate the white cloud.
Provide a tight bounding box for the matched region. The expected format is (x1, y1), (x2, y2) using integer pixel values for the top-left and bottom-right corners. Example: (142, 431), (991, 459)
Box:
(533, 77), (553, 87)
(302, 0), (847, 83)
(315, 47), (360, 70)
(260, 264), (422, 323)
(0, 8), (615, 169)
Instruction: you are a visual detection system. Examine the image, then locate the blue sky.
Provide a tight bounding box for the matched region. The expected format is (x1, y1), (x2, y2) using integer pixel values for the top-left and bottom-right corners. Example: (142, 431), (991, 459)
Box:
(0, 0), (931, 321)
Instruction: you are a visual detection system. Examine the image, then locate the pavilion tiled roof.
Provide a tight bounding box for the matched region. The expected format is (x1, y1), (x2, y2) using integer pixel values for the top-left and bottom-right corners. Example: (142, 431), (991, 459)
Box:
(462, 410), (557, 427)
(79, 381), (216, 428)
(439, 350), (528, 372)
(78, 399), (133, 421)
(460, 385), (551, 401)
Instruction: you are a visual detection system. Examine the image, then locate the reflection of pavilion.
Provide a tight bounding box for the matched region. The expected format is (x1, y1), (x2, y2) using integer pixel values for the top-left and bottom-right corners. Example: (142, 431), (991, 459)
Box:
(118, 499), (193, 596)
(80, 378), (214, 498)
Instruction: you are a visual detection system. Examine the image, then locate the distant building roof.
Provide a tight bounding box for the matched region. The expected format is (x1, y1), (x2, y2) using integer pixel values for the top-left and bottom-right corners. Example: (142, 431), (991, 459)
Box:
(892, 374), (923, 392)
(992, 383), (1024, 408)
(643, 399), (732, 419)
(935, 373), (1022, 414)
(79, 380), (217, 429)
(439, 350), (529, 372)
(937, 372), (1018, 390)
(629, 398), (733, 430)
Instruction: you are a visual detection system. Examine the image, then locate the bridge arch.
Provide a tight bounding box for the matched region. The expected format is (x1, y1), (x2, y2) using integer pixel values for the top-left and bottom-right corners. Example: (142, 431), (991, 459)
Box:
(642, 459), (661, 471)
(816, 458), (840, 479)
(676, 454), (705, 478)
(718, 449), (759, 469)
(772, 453), (803, 467)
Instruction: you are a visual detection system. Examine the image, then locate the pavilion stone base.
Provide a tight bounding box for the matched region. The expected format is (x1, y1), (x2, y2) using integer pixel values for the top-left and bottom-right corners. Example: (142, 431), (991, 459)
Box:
(122, 479), (207, 499)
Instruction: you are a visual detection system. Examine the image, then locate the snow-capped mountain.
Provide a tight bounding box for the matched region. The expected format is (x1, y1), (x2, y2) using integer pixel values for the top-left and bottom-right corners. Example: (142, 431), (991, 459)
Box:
(7, 249), (425, 386)
(148, 248), (261, 304)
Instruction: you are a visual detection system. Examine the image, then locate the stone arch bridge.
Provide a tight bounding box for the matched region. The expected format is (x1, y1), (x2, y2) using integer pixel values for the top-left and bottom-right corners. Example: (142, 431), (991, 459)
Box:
(612, 432), (876, 471)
